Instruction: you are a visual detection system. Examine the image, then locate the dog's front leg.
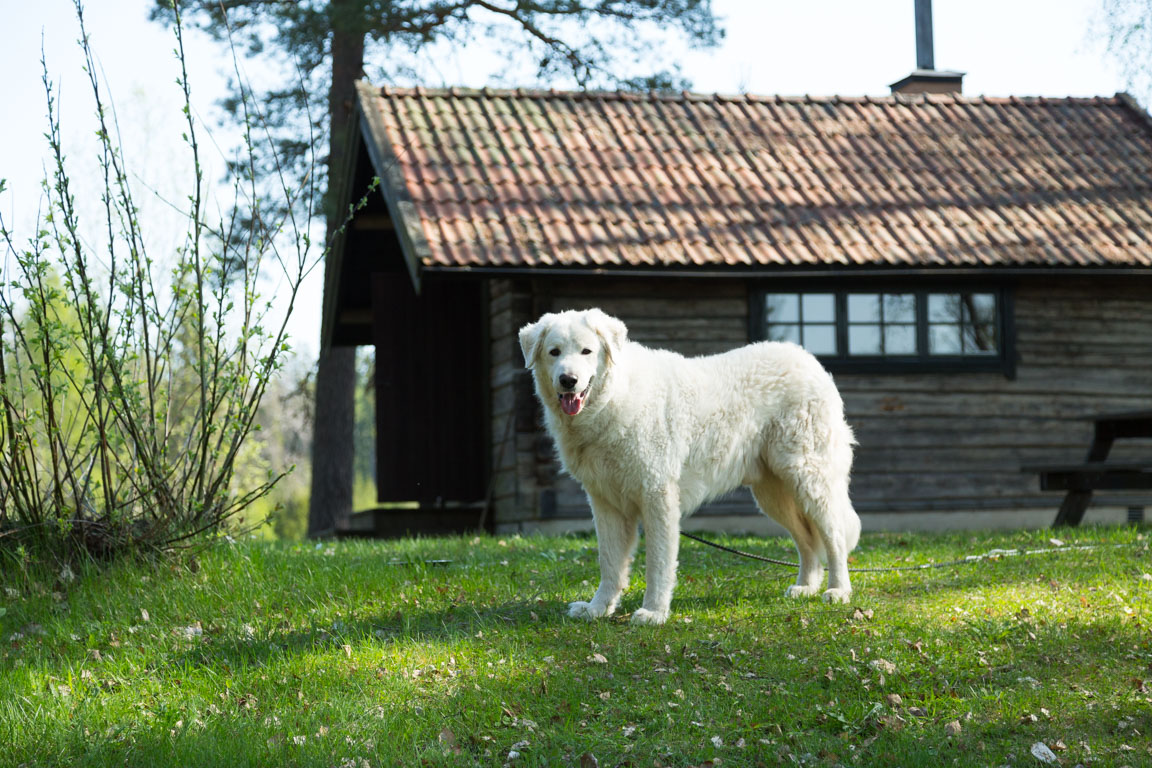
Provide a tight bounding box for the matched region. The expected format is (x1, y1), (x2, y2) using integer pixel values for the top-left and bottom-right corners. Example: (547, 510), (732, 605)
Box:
(632, 486), (680, 626)
(568, 500), (637, 621)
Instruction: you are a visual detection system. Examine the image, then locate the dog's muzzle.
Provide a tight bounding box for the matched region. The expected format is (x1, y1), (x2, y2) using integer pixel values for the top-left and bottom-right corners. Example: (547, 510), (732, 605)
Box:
(558, 378), (592, 416)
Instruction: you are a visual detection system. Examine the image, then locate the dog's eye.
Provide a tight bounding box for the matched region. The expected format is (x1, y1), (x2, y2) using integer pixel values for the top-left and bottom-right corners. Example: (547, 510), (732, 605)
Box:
(581, 349), (592, 355)
(549, 348), (560, 357)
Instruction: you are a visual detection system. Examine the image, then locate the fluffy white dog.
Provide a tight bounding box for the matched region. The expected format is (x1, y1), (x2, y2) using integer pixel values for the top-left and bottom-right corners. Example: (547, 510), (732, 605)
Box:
(519, 308), (861, 625)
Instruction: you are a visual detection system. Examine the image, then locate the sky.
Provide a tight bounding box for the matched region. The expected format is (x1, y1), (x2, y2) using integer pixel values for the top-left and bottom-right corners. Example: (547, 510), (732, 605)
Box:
(0, 0), (1136, 361)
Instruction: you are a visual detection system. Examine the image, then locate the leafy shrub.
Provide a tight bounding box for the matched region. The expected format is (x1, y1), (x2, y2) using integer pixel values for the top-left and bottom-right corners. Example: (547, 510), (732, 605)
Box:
(0, 1), (333, 560)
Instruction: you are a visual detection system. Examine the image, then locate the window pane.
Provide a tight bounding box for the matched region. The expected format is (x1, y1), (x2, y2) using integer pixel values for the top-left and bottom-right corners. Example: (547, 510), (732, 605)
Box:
(765, 294), (799, 323)
(884, 324), (917, 355)
(963, 293), (997, 326)
(803, 324), (838, 355)
(884, 294), (916, 323)
(928, 294), (962, 323)
(848, 294), (880, 323)
(802, 293), (836, 323)
(929, 324), (962, 355)
(848, 324), (882, 355)
(962, 324), (997, 354)
(768, 323), (801, 345)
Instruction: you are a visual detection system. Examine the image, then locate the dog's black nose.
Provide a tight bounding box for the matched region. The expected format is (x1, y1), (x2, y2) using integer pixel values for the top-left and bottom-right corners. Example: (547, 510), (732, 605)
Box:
(558, 374), (577, 390)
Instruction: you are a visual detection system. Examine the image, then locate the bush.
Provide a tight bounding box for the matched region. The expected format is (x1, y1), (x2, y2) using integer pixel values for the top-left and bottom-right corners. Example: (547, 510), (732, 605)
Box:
(0, 1), (327, 560)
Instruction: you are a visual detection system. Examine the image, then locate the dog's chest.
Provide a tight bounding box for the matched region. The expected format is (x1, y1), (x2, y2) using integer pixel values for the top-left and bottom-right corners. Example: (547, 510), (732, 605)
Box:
(556, 427), (649, 504)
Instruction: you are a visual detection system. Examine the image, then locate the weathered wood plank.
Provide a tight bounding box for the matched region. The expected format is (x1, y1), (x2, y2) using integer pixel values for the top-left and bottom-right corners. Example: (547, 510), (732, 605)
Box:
(837, 370), (1152, 397)
(842, 391), (1152, 419)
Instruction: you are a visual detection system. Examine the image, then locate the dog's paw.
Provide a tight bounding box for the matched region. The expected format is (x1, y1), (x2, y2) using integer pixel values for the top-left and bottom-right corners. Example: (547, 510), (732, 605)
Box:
(821, 587), (852, 604)
(567, 600), (609, 620)
(785, 584), (821, 599)
(630, 607), (670, 626)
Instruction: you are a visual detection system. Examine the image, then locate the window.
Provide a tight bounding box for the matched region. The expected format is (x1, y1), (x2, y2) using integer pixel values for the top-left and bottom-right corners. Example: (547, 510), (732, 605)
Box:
(762, 293), (837, 355)
(755, 287), (1013, 375)
(847, 293), (917, 356)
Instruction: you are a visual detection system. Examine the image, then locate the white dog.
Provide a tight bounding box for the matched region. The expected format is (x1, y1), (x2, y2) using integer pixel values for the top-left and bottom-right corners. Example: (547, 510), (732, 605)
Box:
(519, 308), (861, 625)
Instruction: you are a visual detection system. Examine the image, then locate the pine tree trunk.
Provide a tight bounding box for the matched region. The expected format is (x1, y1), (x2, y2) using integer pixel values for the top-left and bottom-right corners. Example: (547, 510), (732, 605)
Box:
(307, 345), (357, 537)
(307, 0), (365, 538)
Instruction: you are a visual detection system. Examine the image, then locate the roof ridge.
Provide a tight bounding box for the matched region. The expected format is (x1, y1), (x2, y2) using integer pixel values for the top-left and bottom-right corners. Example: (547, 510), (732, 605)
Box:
(362, 84), (1128, 108)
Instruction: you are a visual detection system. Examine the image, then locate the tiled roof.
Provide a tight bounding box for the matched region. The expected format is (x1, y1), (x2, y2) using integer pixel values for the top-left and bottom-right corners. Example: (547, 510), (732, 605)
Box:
(355, 81), (1152, 271)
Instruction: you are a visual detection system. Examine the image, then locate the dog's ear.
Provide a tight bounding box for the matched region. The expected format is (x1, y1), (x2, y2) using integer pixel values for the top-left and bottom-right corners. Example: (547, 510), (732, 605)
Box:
(586, 308), (628, 361)
(518, 319), (545, 370)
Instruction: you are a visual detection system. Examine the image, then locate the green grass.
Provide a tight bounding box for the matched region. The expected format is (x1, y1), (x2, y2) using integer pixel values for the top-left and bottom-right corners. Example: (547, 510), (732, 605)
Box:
(1, 526), (1151, 767)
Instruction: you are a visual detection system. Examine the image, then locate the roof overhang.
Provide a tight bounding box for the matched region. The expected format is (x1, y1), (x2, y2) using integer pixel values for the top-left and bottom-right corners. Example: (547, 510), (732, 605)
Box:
(353, 81), (429, 294)
(419, 264), (1152, 280)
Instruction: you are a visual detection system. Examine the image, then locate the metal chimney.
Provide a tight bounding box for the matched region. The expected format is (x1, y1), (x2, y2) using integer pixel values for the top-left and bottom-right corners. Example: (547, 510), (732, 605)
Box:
(915, 0), (934, 70)
(890, 0), (964, 95)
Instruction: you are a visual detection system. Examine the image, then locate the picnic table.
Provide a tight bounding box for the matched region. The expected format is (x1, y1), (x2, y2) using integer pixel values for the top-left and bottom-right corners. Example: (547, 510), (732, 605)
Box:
(1022, 410), (1152, 528)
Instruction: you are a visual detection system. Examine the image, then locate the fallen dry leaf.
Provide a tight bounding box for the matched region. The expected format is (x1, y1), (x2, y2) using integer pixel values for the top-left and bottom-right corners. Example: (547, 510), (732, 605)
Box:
(944, 720), (962, 736)
(879, 713), (905, 731)
(438, 728), (462, 755)
(1030, 741), (1058, 763)
(579, 752), (599, 768)
(179, 622), (203, 639)
(885, 693), (903, 708)
(870, 658), (897, 675)
(588, 653), (608, 664)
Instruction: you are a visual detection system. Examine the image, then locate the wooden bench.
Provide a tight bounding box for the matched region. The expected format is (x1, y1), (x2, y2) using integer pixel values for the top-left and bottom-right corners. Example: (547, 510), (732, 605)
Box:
(1022, 410), (1152, 528)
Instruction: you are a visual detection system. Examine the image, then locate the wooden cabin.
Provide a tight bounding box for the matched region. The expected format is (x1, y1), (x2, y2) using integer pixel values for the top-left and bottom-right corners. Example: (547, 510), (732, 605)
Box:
(325, 82), (1152, 535)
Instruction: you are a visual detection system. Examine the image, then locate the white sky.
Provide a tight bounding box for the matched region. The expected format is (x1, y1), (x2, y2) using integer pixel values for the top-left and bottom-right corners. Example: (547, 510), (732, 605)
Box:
(0, 0), (1135, 360)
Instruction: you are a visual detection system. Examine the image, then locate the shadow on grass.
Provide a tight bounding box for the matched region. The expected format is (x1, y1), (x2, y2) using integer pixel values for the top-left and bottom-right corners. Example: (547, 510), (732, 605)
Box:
(175, 595), (575, 670)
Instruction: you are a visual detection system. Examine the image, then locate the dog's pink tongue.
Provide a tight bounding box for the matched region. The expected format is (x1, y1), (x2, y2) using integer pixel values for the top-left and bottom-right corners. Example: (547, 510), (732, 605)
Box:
(560, 392), (584, 416)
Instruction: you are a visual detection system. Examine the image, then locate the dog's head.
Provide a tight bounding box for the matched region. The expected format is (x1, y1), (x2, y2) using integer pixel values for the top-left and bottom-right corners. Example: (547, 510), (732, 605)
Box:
(518, 308), (628, 417)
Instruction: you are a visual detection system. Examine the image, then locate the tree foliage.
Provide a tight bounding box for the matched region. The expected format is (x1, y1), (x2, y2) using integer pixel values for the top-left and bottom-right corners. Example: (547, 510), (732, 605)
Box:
(1100, 0), (1152, 103)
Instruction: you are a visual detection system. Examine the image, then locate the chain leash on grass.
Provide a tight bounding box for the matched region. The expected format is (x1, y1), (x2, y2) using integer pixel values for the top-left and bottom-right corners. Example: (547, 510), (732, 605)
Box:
(679, 530), (1127, 573)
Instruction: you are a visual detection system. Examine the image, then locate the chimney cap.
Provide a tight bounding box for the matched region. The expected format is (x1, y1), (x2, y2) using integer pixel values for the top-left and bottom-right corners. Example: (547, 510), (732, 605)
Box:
(890, 69), (965, 95)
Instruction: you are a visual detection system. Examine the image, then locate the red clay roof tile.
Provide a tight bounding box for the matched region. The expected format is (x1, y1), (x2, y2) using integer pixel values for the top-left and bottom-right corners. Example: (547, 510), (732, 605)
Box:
(355, 82), (1152, 271)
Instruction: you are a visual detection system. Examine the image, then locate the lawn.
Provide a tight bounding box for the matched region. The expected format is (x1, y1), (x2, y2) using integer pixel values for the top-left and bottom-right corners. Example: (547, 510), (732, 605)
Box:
(1, 526), (1150, 767)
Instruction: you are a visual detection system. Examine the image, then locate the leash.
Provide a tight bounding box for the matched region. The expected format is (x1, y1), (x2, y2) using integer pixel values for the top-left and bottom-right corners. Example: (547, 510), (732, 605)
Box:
(679, 530), (1121, 573)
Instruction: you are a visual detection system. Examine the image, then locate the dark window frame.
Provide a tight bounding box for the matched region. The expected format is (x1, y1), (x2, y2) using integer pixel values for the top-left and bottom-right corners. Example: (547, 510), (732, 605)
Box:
(749, 281), (1017, 378)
